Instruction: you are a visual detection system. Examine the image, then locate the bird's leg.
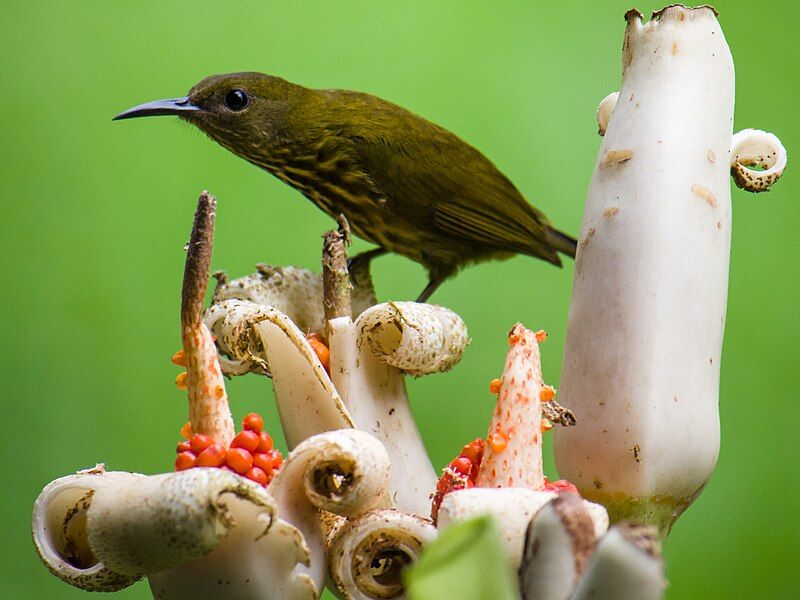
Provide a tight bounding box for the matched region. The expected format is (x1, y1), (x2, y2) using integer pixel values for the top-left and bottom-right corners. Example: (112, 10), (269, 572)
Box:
(347, 247), (386, 273)
(416, 278), (443, 303)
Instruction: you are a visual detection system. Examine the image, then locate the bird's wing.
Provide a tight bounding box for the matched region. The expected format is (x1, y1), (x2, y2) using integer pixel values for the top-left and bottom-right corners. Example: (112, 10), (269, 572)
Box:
(345, 127), (561, 265)
(430, 187), (561, 265)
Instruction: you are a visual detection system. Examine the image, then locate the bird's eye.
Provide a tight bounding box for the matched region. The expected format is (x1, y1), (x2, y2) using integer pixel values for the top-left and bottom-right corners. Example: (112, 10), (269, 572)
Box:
(224, 89), (249, 111)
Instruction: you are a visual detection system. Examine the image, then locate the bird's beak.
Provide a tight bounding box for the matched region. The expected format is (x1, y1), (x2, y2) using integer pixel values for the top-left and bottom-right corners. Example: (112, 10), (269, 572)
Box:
(112, 97), (201, 121)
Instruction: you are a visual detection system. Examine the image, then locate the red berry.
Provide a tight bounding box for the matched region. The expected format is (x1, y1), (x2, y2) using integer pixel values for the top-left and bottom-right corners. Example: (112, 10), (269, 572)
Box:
(189, 433), (215, 454)
(225, 447), (254, 474)
(176, 440), (191, 454)
(175, 451), (196, 471)
(460, 438), (485, 465)
(257, 431), (274, 453)
(242, 412), (264, 433)
(245, 466), (268, 486)
(448, 457), (473, 476)
(231, 430), (260, 452)
(196, 444), (226, 467)
(253, 452), (274, 474)
(268, 449), (283, 469)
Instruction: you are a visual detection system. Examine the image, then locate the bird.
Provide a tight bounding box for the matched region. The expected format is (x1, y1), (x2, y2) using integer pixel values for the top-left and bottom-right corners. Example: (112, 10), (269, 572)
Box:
(114, 72), (576, 302)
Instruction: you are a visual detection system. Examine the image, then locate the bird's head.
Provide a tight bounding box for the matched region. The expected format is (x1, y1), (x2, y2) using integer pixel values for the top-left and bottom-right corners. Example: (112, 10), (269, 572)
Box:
(114, 72), (302, 164)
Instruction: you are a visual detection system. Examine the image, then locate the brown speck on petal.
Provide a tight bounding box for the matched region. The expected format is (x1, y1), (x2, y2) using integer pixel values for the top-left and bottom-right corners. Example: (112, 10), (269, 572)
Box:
(692, 184), (716, 207)
(602, 149), (634, 167)
(580, 228), (596, 249)
(707, 149), (716, 163)
(603, 206), (619, 218)
(671, 41), (678, 55)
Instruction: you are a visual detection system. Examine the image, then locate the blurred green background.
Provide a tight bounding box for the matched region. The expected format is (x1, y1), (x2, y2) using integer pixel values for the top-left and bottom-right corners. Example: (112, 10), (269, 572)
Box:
(2, 1), (797, 598)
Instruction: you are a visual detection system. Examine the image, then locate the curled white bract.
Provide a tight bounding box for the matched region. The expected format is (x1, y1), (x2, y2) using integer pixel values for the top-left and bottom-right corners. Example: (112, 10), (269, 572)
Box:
(355, 302), (468, 376)
(32, 468), (144, 592)
(730, 128), (787, 192)
(327, 508), (437, 600)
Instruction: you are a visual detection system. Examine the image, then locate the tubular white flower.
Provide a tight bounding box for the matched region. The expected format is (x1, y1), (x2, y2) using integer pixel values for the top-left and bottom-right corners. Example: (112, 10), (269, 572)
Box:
(206, 298), (354, 448)
(438, 489), (607, 569)
(355, 302), (469, 376)
(519, 493), (597, 600)
(327, 509), (437, 600)
(32, 467), (318, 599)
(554, 4), (765, 534)
(328, 315), (438, 516)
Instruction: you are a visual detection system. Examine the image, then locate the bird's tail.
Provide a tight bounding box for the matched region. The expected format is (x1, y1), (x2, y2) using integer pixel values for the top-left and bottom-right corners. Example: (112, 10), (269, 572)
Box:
(546, 228), (577, 259)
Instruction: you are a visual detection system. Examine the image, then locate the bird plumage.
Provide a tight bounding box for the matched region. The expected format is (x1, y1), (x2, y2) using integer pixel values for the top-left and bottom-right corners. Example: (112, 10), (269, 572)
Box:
(115, 72), (576, 300)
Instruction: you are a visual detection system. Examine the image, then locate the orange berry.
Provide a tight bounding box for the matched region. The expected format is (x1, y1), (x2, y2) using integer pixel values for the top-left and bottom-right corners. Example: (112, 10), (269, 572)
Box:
(196, 444), (226, 467)
(176, 440), (191, 454)
(252, 452), (274, 474)
(307, 336), (331, 374)
(245, 466), (269, 486)
(540, 418), (554, 432)
(175, 451), (196, 471)
(535, 330), (548, 343)
(225, 447), (254, 474)
(242, 413), (264, 433)
(231, 430), (260, 452)
(257, 431), (274, 453)
(489, 378), (502, 394)
(180, 421), (192, 439)
(487, 431), (508, 453)
(189, 433), (215, 454)
(540, 385), (556, 402)
(175, 371), (189, 390)
(268, 449), (283, 469)
(171, 349), (187, 367)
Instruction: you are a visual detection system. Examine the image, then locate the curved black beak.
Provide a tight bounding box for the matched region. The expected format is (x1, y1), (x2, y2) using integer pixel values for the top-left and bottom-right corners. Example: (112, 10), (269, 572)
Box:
(112, 97), (201, 121)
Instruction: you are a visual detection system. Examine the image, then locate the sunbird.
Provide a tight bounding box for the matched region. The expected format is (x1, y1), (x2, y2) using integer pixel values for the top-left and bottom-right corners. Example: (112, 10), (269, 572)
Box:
(114, 72), (576, 301)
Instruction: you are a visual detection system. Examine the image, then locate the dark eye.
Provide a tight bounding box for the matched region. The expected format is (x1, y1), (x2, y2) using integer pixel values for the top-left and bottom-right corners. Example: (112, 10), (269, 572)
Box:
(224, 89), (249, 111)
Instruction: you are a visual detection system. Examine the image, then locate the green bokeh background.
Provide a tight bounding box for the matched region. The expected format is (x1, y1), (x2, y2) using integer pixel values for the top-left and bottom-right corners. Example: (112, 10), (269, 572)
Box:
(2, 2), (797, 598)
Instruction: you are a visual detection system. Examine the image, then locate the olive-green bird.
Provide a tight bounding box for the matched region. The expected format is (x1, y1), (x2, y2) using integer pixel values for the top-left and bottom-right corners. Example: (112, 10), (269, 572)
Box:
(114, 72), (576, 301)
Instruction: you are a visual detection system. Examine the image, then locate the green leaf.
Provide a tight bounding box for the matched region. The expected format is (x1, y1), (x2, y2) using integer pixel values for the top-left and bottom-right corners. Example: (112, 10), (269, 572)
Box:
(405, 515), (519, 600)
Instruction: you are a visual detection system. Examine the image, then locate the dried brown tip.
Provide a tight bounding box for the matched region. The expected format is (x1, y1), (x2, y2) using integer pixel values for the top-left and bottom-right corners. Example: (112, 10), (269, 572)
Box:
(181, 191), (216, 327)
(178, 192), (234, 445)
(322, 215), (352, 325)
(542, 400), (577, 427)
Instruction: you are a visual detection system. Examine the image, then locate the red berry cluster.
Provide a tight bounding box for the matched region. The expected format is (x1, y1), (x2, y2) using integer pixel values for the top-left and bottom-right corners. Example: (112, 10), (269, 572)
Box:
(542, 476), (579, 495)
(431, 438), (485, 522)
(174, 412), (283, 487)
